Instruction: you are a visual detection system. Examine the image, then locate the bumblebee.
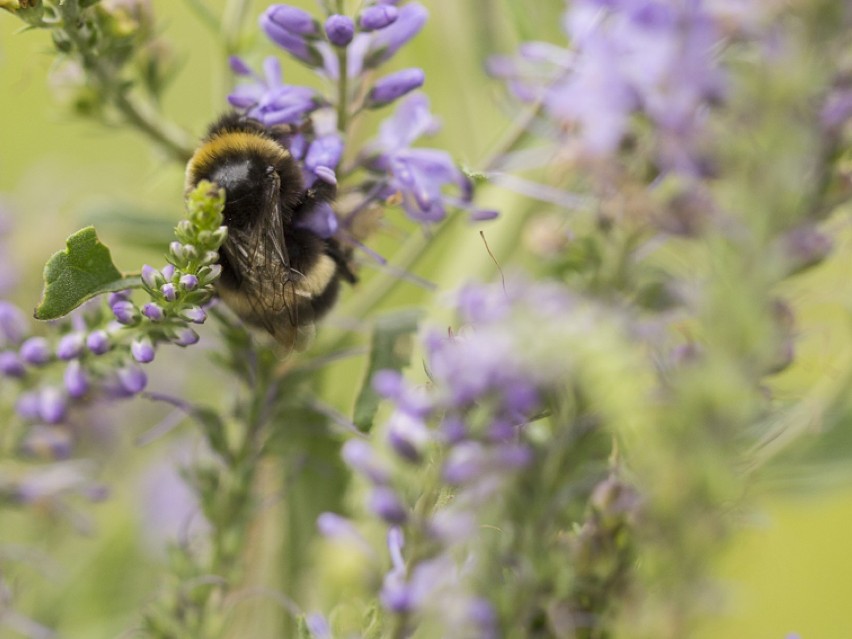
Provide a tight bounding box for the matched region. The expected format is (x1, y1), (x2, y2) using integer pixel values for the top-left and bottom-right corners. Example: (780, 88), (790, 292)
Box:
(185, 113), (356, 350)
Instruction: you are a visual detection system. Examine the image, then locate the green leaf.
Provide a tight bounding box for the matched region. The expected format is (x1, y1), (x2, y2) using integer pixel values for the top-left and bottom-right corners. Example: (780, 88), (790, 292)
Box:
(34, 226), (140, 320)
(353, 308), (423, 432)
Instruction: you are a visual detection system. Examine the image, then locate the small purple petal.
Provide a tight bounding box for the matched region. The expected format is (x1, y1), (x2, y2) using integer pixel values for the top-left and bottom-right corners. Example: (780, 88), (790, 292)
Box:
(359, 5), (398, 31)
(131, 337), (156, 363)
(161, 283), (177, 302)
(86, 330), (110, 355)
(263, 5), (320, 36)
(20, 337), (51, 366)
(172, 327), (200, 347)
(112, 300), (139, 325)
(326, 14), (355, 47)
(38, 387), (68, 424)
(305, 134), (344, 172)
(367, 68), (425, 108)
(179, 274), (199, 291)
(294, 202), (338, 239)
(313, 166), (337, 185)
(180, 307), (207, 324)
(141, 264), (162, 290)
(228, 55), (254, 76)
(0, 351), (25, 377)
(342, 439), (390, 484)
(364, 3), (428, 68)
(56, 332), (85, 360)
(141, 303), (165, 322)
(117, 364), (147, 395)
(369, 486), (408, 524)
(64, 360), (89, 398)
(0, 301), (28, 344)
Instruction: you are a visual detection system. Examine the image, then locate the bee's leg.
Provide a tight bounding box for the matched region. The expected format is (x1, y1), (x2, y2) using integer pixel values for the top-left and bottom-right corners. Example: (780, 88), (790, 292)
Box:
(292, 174), (338, 224)
(325, 239), (357, 284)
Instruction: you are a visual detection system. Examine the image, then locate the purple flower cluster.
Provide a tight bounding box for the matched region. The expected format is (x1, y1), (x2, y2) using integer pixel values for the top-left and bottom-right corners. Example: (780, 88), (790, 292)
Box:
(227, 2), (494, 227)
(490, 0), (729, 174)
(320, 278), (593, 635)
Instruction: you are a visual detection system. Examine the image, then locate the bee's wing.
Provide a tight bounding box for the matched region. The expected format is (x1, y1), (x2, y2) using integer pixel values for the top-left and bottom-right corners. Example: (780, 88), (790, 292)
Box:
(220, 179), (315, 353)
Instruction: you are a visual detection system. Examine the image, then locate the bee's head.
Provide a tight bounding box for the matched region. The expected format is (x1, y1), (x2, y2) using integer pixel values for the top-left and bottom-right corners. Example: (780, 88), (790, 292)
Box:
(208, 155), (278, 229)
(186, 125), (293, 229)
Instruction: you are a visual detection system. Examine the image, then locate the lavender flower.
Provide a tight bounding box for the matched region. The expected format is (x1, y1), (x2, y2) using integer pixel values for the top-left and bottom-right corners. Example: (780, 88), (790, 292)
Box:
(86, 329), (110, 354)
(0, 351), (25, 377)
(227, 56), (320, 126)
(0, 301), (27, 345)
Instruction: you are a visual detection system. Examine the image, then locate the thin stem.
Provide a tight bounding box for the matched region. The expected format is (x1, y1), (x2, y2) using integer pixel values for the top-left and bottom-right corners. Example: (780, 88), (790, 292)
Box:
(60, 2), (195, 163)
(337, 49), (349, 133)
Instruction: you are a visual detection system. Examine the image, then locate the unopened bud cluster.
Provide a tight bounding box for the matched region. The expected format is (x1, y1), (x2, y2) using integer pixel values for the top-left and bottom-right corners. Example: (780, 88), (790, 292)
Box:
(0, 182), (226, 464)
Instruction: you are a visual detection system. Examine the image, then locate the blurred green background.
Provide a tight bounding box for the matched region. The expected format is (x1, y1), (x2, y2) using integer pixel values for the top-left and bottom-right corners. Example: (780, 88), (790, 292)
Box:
(2, 1), (852, 637)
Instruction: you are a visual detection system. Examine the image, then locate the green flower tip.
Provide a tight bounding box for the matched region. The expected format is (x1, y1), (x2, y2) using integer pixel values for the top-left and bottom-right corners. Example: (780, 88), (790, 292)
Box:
(185, 180), (226, 233)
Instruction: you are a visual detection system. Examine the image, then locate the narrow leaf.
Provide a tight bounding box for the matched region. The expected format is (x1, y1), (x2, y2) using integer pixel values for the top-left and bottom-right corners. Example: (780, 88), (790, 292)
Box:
(34, 226), (140, 320)
(353, 308), (423, 432)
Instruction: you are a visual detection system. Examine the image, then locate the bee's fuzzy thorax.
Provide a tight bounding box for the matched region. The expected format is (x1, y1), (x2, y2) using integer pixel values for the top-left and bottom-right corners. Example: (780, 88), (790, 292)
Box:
(185, 130), (290, 191)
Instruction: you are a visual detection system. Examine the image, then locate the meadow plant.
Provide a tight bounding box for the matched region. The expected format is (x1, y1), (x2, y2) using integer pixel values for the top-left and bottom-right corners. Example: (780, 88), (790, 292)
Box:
(1, 1), (852, 638)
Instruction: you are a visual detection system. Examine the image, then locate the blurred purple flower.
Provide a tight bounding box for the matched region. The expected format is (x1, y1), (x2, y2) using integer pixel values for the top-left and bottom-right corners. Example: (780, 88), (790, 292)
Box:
(20, 337), (51, 366)
(0, 301), (27, 345)
(228, 56), (321, 126)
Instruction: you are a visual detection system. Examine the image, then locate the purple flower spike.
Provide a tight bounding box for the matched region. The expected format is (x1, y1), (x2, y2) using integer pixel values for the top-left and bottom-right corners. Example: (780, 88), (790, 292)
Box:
(86, 330), (110, 355)
(326, 14), (355, 47)
(141, 303), (165, 322)
(131, 336), (156, 363)
(360, 5), (399, 32)
(20, 337), (51, 366)
(367, 68), (425, 108)
(56, 332), (85, 360)
(0, 351), (25, 377)
(369, 486), (408, 524)
(0, 301), (27, 345)
(112, 300), (139, 325)
(117, 364), (147, 395)
(64, 360), (89, 398)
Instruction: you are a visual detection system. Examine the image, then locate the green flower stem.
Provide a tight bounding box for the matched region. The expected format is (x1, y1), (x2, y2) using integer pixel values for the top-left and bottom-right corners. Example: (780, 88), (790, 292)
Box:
(58, 0), (195, 163)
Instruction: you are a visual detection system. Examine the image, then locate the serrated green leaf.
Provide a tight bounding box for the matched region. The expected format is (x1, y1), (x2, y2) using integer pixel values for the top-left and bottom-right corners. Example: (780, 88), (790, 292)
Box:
(34, 226), (140, 320)
(353, 308), (423, 432)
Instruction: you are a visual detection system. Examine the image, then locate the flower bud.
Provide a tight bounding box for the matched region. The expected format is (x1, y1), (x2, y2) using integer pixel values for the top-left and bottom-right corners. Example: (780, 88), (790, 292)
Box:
(64, 360), (89, 398)
(0, 351), (25, 377)
(359, 5), (398, 31)
(20, 337), (51, 366)
(369, 486), (408, 524)
(86, 329), (110, 355)
(161, 282), (177, 302)
(56, 332), (85, 360)
(325, 14), (354, 47)
(117, 364), (147, 395)
(141, 264), (165, 290)
(366, 68), (425, 107)
(38, 386), (68, 424)
(172, 327), (199, 347)
(0, 301), (27, 345)
(180, 306), (207, 324)
(131, 336), (156, 363)
(179, 274), (199, 291)
(141, 303), (165, 322)
(112, 300), (140, 325)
